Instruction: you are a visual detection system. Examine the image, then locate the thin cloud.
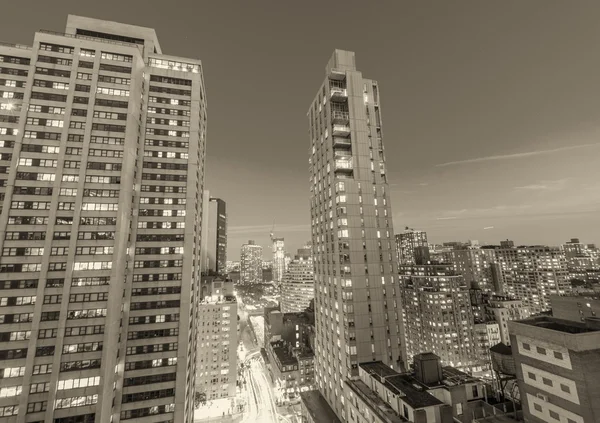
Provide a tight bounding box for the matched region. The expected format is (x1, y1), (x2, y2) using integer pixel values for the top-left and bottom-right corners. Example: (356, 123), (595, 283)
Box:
(436, 143), (600, 167)
(436, 217), (457, 220)
(514, 178), (569, 191)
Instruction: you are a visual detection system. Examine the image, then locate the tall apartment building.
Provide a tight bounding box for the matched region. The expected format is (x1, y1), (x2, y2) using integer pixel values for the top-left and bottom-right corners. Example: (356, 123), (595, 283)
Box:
(240, 240), (262, 284)
(0, 15), (206, 423)
(399, 263), (477, 371)
(196, 276), (237, 400)
(509, 316), (600, 423)
(272, 237), (286, 282)
(492, 245), (570, 313)
(395, 227), (428, 265)
(281, 246), (314, 313)
(562, 238), (600, 284)
(308, 50), (404, 419)
(199, 191), (227, 275)
(446, 246), (498, 291)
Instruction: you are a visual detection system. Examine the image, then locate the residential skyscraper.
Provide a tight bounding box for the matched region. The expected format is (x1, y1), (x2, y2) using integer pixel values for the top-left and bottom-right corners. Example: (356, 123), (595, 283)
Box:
(281, 246), (314, 313)
(0, 15), (206, 422)
(308, 50), (404, 419)
(272, 237), (286, 282)
(200, 191), (227, 275)
(395, 227), (428, 265)
(240, 240), (262, 284)
(399, 263), (477, 371)
(492, 245), (570, 313)
(446, 245), (498, 291)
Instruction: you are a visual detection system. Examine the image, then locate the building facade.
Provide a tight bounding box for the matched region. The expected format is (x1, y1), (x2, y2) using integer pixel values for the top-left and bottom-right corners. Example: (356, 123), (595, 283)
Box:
(240, 240), (262, 284)
(281, 246), (314, 313)
(492, 245), (570, 313)
(0, 15), (206, 422)
(509, 316), (600, 423)
(308, 50), (404, 419)
(485, 295), (531, 345)
(196, 277), (237, 400)
(395, 227), (429, 265)
(446, 246), (498, 291)
(399, 263), (477, 371)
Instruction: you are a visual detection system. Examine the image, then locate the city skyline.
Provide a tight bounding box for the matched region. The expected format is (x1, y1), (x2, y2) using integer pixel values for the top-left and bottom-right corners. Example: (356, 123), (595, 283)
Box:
(2, 1), (600, 261)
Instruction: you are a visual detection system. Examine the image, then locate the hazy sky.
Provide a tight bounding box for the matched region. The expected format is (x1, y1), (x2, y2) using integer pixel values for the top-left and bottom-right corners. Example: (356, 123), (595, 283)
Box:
(2, 0), (599, 260)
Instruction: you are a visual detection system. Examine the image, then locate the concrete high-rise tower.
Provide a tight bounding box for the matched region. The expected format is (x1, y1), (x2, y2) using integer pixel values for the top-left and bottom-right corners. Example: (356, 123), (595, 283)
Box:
(395, 227), (428, 265)
(281, 246), (314, 313)
(0, 15), (206, 423)
(200, 190), (227, 275)
(240, 240), (262, 284)
(272, 237), (286, 282)
(307, 50), (405, 419)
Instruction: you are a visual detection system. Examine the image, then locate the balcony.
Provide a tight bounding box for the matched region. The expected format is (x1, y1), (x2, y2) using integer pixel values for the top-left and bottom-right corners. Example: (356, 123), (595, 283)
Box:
(332, 124), (350, 137)
(333, 137), (351, 148)
(331, 110), (349, 124)
(334, 159), (353, 173)
(330, 86), (347, 100)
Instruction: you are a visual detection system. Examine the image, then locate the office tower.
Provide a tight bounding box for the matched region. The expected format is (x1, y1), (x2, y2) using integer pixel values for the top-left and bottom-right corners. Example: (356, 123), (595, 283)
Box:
(493, 244), (570, 313)
(199, 191), (227, 275)
(395, 227), (428, 265)
(509, 316), (600, 423)
(240, 240), (262, 284)
(196, 276), (237, 400)
(0, 15), (206, 422)
(446, 246), (498, 291)
(272, 237), (286, 282)
(281, 246), (314, 313)
(307, 50), (404, 419)
(399, 263), (477, 371)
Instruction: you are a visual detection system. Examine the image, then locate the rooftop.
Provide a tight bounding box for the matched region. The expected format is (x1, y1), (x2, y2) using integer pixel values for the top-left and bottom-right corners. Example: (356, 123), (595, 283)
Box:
(346, 379), (408, 423)
(518, 316), (597, 334)
(385, 375), (444, 409)
(271, 341), (298, 367)
(300, 390), (342, 423)
(359, 362), (443, 409)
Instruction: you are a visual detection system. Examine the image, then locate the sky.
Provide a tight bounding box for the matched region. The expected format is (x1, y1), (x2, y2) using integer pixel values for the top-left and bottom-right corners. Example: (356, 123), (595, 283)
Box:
(2, 0), (600, 260)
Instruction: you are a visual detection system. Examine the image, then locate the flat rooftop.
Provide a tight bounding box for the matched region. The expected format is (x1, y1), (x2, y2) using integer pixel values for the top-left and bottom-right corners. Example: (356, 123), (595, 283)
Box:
(359, 362), (443, 409)
(346, 379), (408, 423)
(271, 342), (297, 366)
(518, 316), (597, 334)
(300, 390), (342, 423)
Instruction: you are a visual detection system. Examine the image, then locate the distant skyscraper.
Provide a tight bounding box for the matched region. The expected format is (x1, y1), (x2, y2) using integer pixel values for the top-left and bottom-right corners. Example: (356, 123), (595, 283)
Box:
(272, 237), (286, 282)
(196, 276), (237, 399)
(200, 192), (227, 275)
(281, 246), (314, 313)
(399, 263), (477, 371)
(240, 240), (262, 284)
(0, 15), (206, 422)
(308, 50), (404, 419)
(395, 227), (428, 265)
